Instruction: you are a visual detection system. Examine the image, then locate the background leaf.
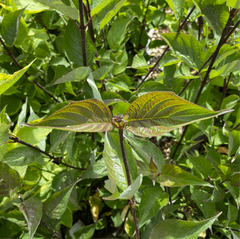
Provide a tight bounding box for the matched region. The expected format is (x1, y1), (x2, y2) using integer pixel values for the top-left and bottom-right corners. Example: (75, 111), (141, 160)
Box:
(158, 164), (211, 187)
(149, 213), (221, 239)
(18, 197), (43, 239)
(0, 162), (22, 197)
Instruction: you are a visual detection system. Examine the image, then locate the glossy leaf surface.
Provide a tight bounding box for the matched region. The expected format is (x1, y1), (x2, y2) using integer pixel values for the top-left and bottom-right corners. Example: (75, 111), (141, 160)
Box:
(126, 91), (231, 137)
(25, 99), (113, 132)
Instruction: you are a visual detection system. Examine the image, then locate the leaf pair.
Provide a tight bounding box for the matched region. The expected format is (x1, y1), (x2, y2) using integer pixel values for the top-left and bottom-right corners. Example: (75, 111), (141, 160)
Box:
(25, 91), (232, 137)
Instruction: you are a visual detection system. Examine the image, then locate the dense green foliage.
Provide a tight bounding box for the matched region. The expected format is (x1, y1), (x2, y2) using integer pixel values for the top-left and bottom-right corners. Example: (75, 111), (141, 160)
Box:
(0, 0), (240, 238)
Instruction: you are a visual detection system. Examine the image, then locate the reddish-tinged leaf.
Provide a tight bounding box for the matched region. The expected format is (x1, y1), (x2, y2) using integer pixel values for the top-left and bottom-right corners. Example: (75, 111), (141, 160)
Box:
(230, 173), (240, 188)
(126, 91), (232, 137)
(25, 99), (113, 132)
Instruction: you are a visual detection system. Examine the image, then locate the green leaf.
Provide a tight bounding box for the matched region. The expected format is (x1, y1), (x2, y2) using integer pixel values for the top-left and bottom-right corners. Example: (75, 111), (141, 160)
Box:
(1, 8), (25, 46)
(0, 162), (22, 197)
(18, 197), (43, 239)
(149, 213), (221, 239)
(42, 183), (77, 231)
(220, 95), (239, 110)
(192, 1), (229, 37)
(48, 67), (90, 86)
(3, 147), (43, 166)
(191, 190), (216, 218)
(126, 91), (232, 137)
(210, 60), (240, 78)
(107, 16), (132, 51)
(14, 0), (50, 13)
(226, 201), (238, 227)
(71, 223), (96, 239)
(165, 0), (185, 19)
(118, 174), (142, 199)
(158, 164), (211, 187)
(63, 20), (96, 67)
(0, 60), (34, 95)
(86, 72), (103, 102)
(36, 0), (79, 19)
(112, 102), (130, 116)
(109, 74), (131, 92)
(103, 132), (138, 190)
(161, 33), (205, 70)
(0, 106), (12, 144)
(92, 0), (128, 30)
(131, 55), (149, 70)
(0, 210), (27, 228)
(227, 0), (240, 8)
(125, 135), (165, 173)
(188, 157), (212, 179)
(138, 187), (168, 228)
(230, 173), (240, 188)
(25, 99), (113, 132)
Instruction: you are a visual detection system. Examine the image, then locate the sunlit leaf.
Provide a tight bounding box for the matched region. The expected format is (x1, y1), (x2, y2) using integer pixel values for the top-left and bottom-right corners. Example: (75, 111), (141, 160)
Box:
(1, 8), (25, 46)
(158, 164), (211, 187)
(25, 99), (113, 132)
(126, 91), (232, 137)
(161, 33), (204, 70)
(0, 60), (34, 95)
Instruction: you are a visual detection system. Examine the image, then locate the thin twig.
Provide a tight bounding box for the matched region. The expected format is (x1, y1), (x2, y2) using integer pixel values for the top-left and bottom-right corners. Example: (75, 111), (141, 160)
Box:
(118, 129), (140, 239)
(135, 6), (196, 91)
(78, 0), (87, 66)
(9, 136), (85, 171)
(0, 37), (60, 103)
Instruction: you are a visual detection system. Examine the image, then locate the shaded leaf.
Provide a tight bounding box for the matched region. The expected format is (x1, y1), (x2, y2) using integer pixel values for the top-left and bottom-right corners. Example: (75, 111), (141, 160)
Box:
(18, 197), (43, 239)
(107, 16), (132, 51)
(25, 99), (113, 132)
(126, 91), (232, 137)
(158, 164), (211, 187)
(230, 173), (240, 188)
(42, 182), (77, 231)
(149, 213), (221, 239)
(0, 60), (34, 95)
(1, 8), (25, 46)
(63, 20), (96, 67)
(0, 162), (22, 197)
(0, 210), (27, 228)
(125, 135), (165, 172)
(138, 187), (168, 228)
(3, 147), (43, 166)
(188, 157), (212, 179)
